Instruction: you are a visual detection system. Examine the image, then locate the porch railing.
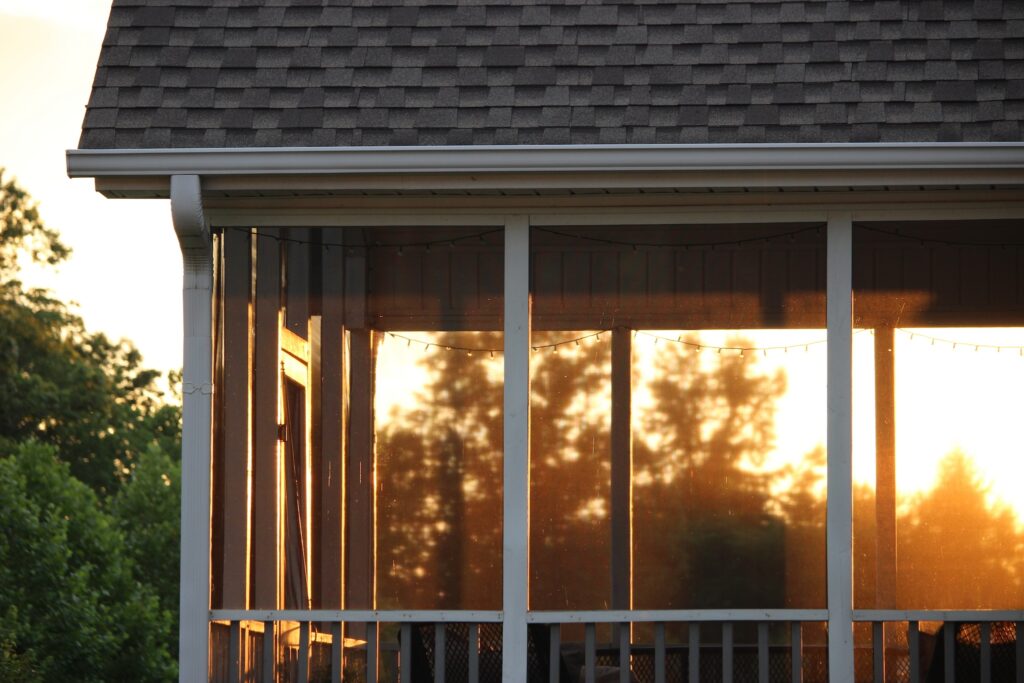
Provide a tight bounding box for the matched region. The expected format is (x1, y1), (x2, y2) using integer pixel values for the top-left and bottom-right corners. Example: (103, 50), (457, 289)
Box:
(208, 609), (1022, 683)
(853, 610), (1024, 683)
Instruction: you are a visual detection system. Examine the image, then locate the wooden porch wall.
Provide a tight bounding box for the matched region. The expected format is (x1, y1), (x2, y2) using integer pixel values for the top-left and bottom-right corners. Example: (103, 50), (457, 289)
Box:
(213, 229), (251, 610)
(212, 227), (351, 612)
(853, 221), (1024, 327)
(362, 224), (829, 331)
(360, 222), (1023, 331)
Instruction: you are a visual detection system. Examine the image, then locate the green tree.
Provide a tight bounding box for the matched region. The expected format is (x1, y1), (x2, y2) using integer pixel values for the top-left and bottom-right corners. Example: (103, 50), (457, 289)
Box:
(0, 170), (181, 680)
(0, 170), (180, 494)
(0, 168), (69, 279)
(0, 441), (175, 682)
(111, 445), (182, 657)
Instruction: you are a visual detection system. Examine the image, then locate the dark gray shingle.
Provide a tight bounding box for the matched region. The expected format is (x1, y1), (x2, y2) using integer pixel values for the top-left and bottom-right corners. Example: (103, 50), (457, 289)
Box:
(79, 0), (1024, 149)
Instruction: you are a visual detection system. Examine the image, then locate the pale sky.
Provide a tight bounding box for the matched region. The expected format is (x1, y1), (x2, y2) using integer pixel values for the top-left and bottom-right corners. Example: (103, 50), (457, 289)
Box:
(0, 0), (183, 375)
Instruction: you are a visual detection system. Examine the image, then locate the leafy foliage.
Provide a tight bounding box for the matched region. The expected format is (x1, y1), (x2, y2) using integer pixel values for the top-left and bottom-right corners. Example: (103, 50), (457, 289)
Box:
(0, 442), (175, 682)
(111, 446), (182, 656)
(0, 171), (181, 680)
(0, 171), (179, 495)
(0, 168), (69, 279)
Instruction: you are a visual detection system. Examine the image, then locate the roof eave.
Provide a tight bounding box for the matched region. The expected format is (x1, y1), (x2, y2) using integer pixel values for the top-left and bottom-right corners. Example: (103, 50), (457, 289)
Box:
(66, 143), (1024, 195)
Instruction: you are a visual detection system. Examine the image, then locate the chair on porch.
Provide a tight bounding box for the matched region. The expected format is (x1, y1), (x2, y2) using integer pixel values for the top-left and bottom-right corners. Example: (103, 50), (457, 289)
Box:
(924, 622), (1017, 683)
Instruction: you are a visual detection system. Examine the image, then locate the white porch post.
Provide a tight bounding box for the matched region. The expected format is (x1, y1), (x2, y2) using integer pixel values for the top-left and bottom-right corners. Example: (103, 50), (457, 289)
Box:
(171, 175), (213, 683)
(826, 213), (855, 682)
(503, 216), (531, 681)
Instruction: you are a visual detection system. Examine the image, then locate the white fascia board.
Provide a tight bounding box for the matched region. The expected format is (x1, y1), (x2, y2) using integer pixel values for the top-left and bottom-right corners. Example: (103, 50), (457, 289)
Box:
(67, 142), (1024, 178)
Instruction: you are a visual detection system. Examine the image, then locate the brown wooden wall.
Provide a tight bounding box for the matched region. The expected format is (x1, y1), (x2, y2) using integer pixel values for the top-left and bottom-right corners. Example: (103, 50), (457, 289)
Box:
(853, 221), (1024, 327)
(211, 227), (353, 611)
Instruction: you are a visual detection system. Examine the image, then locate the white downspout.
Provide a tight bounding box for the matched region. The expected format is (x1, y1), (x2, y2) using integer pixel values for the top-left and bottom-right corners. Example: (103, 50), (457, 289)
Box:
(171, 174), (213, 683)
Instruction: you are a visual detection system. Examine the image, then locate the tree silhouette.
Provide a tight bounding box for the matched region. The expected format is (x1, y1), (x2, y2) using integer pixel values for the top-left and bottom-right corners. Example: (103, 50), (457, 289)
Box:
(898, 451), (1024, 608)
(633, 335), (800, 610)
(376, 329), (817, 611)
(855, 450), (1024, 609)
(375, 332), (504, 610)
(373, 331), (1024, 615)
(529, 332), (612, 610)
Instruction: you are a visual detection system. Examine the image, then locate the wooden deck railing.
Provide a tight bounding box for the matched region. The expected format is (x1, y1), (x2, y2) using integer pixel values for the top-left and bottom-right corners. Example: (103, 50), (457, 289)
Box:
(208, 609), (1023, 683)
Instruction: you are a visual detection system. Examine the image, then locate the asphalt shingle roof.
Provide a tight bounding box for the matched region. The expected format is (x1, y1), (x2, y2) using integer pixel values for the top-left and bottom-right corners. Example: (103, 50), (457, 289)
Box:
(79, 0), (1024, 149)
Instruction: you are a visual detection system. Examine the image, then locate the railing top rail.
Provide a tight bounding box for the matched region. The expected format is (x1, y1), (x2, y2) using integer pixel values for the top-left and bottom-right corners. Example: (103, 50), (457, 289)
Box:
(854, 609), (1024, 622)
(209, 609), (504, 623)
(526, 609), (829, 624)
(210, 608), (1024, 624)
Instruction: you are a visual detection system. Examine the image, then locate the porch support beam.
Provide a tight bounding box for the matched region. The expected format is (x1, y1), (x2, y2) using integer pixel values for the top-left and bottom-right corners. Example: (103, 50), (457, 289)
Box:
(319, 236), (346, 609)
(874, 326), (897, 608)
(502, 216), (531, 682)
(610, 327), (632, 612)
(346, 330), (374, 613)
(171, 174), (213, 683)
(826, 213), (855, 683)
(251, 229), (281, 610)
(345, 238), (374, 618)
(220, 228), (252, 610)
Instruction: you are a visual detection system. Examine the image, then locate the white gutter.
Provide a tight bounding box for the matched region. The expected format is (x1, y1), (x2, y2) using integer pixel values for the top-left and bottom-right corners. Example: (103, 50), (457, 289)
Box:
(170, 175), (213, 683)
(67, 142), (1024, 178)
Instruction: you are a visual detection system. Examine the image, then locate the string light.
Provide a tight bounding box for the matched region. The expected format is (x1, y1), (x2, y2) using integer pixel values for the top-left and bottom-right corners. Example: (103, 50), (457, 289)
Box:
(386, 329), (609, 356)
(896, 328), (1024, 355)
(228, 227), (503, 252)
(635, 330), (830, 356)
(383, 328), (1024, 360)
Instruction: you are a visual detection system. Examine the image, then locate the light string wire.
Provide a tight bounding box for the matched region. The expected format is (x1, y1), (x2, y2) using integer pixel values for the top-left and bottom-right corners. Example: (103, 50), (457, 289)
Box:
(897, 328), (1024, 355)
(225, 225), (827, 252)
(857, 224), (1024, 248)
(635, 330), (828, 356)
(228, 226), (504, 251)
(384, 329), (834, 357)
(532, 224), (823, 249)
(228, 225), (1024, 251)
(384, 330), (608, 357)
(384, 327), (1024, 358)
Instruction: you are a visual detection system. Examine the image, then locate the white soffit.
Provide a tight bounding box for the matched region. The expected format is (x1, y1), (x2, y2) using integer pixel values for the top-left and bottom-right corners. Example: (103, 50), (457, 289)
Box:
(66, 143), (1024, 195)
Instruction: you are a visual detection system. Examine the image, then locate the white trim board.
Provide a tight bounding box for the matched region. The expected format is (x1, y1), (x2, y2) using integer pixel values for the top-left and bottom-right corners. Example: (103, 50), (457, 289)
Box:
(69, 143), (1024, 196)
(68, 143), (1024, 177)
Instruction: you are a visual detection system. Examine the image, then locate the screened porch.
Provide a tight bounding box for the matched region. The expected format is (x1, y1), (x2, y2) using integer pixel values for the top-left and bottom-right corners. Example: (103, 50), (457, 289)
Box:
(205, 213), (1024, 683)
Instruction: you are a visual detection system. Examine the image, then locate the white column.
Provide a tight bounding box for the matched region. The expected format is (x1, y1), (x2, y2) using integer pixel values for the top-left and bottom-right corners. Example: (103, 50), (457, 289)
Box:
(502, 216), (531, 682)
(171, 175), (213, 683)
(826, 214), (854, 683)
